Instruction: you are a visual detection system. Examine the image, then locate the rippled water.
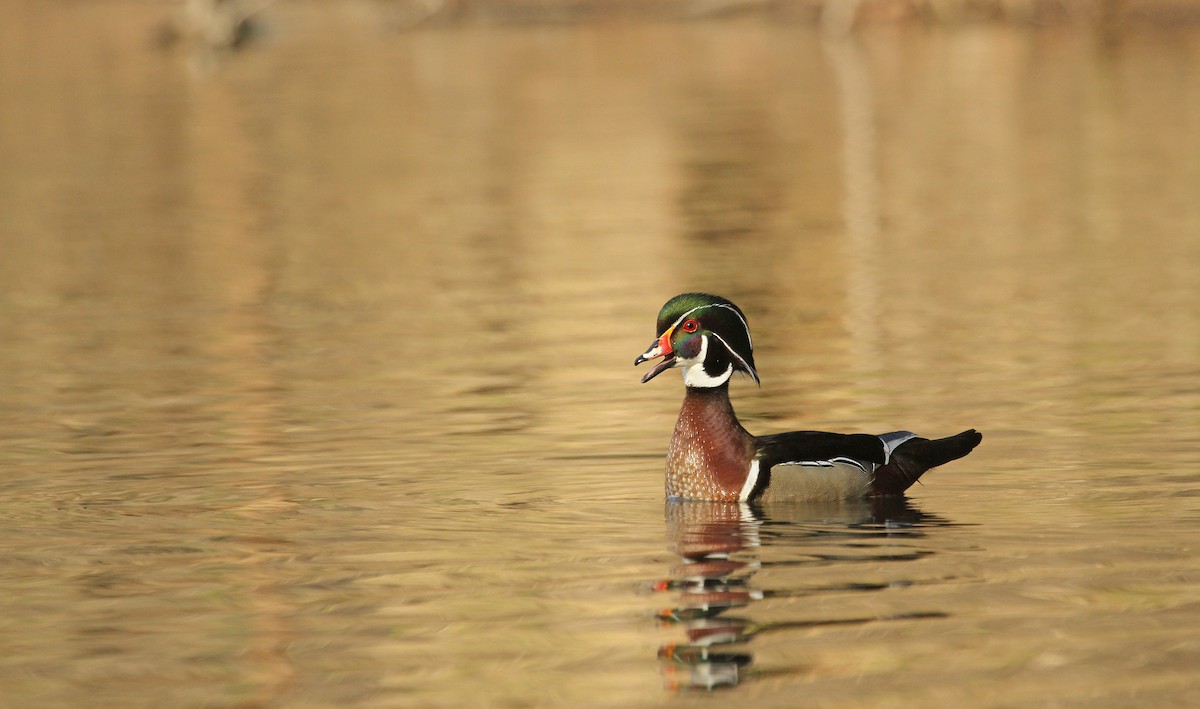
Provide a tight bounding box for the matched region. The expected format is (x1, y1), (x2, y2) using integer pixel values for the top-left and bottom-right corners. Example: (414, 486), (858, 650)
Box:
(2, 3), (1199, 707)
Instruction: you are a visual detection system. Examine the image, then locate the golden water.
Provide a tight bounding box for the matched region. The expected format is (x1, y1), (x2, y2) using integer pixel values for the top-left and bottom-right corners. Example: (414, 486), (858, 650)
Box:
(1, 3), (1199, 706)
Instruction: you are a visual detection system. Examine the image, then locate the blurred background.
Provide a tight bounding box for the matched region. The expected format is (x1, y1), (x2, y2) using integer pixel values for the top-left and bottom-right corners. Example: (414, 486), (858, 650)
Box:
(1, 1), (1199, 706)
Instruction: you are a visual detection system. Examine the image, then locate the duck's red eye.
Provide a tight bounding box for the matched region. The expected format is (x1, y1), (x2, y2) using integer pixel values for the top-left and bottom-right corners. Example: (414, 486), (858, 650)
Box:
(681, 319), (699, 333)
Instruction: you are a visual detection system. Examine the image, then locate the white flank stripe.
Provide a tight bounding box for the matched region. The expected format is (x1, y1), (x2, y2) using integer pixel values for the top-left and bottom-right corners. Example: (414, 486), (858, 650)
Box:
(779, 457), (872, 473)
(739, 459), (760, 502)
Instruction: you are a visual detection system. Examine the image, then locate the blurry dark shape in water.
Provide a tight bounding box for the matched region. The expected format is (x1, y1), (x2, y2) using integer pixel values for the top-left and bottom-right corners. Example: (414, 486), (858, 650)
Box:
(156, 0), (275, 57)
(383, 0), (465, 29)
(370, 0), (1192, 29)
(653, 498), (952, 690)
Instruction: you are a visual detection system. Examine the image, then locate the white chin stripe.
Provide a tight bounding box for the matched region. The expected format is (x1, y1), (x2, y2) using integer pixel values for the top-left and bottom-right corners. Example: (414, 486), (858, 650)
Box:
(683, 363), (732, 388)
(680, 335), (733, 388)
(709, 331), (756, 383)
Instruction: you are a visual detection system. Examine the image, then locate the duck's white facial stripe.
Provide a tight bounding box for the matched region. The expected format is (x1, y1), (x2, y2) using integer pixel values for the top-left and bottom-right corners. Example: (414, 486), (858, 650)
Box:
(666, 303), (753, 349)
(709, 331), (758, 382)
(679, 335), (733, 388)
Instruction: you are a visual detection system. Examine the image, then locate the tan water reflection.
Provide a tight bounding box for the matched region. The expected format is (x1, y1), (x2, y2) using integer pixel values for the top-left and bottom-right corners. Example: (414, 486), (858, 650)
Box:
(656, 500), (951, 690)
(1, 3), (1199, 707)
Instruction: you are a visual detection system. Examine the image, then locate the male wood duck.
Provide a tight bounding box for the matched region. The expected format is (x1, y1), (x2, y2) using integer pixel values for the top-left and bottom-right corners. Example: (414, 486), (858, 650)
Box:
(635, 293), (981, 502)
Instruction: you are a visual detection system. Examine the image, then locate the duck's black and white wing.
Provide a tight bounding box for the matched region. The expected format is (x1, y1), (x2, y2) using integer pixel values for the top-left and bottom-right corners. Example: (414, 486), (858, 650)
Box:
(749, 430), (920, 501)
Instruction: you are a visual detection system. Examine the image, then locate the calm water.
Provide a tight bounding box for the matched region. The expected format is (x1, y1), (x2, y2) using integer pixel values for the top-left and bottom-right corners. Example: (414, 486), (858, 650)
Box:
(2, 3), (1200, 707)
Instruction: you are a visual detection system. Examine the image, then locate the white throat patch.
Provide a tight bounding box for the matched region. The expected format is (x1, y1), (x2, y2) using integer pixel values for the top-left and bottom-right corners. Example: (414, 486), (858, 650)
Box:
(680, 335), (733, 388)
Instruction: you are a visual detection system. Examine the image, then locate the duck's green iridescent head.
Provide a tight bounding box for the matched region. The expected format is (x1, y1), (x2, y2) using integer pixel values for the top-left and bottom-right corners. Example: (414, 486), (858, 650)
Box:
(634, 293), (759, 388)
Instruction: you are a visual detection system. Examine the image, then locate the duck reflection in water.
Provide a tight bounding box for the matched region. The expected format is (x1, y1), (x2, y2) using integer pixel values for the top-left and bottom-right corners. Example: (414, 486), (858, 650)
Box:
(654, 498), (952, 691)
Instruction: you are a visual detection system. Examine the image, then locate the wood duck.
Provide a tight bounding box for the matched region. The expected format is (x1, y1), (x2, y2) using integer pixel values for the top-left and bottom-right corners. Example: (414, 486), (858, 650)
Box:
(635, 293), (981, 502)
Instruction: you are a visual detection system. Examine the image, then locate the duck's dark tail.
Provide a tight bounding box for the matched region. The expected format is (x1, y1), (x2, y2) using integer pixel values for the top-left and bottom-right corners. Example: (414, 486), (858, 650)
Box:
(871, 429), (982, 496)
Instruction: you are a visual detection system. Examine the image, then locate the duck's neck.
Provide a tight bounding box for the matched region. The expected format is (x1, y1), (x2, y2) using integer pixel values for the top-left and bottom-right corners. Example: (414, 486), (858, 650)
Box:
(666, 384), (758, 502)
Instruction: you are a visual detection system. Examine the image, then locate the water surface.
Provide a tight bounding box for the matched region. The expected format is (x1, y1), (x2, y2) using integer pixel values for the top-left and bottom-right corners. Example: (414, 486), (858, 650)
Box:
(1, 3), (1199, 707)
